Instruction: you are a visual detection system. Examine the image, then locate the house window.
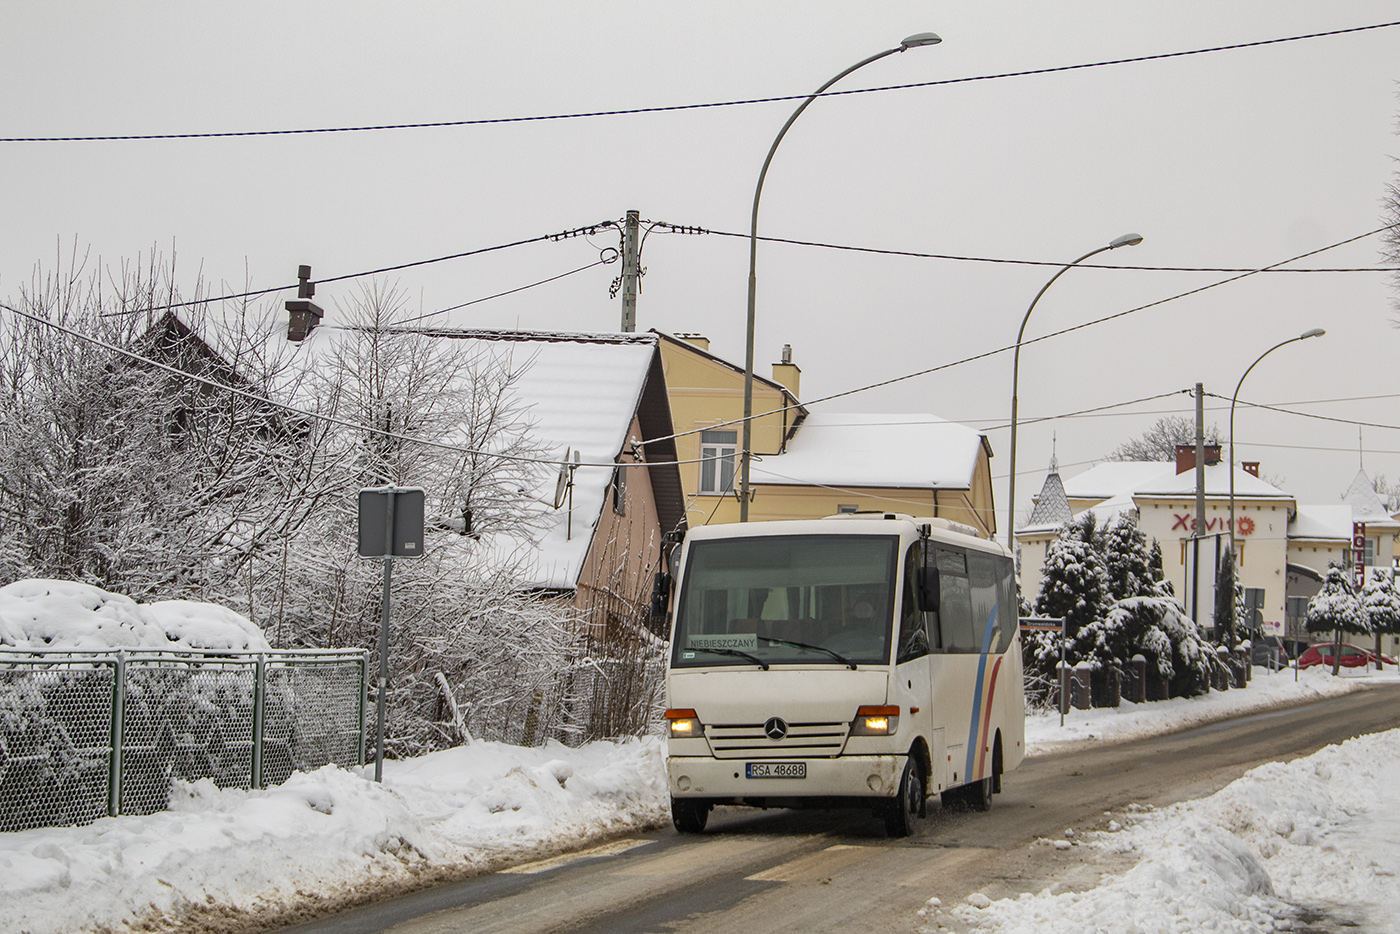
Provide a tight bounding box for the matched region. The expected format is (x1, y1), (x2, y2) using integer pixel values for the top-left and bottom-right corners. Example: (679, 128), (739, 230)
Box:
(699, 429), (737, 495)
(1364, 537), (1378, 566)
(837, 504), (859, 514)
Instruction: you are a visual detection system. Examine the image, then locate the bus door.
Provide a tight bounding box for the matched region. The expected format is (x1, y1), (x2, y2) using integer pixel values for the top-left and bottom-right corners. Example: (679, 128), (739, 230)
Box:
(895, 542), (939, 789)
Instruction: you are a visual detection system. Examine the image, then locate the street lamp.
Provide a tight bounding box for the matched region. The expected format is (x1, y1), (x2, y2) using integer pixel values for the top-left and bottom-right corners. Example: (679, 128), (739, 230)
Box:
(1225, 327), (1326, 644)
(1005, 233), (1143, 550)
(738, 32), (942, 522)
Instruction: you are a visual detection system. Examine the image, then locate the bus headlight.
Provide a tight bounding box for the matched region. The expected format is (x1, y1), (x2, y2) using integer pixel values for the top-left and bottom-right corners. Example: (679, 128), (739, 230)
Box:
(666, 708), (702, 738)
(851, 705), (900, 736)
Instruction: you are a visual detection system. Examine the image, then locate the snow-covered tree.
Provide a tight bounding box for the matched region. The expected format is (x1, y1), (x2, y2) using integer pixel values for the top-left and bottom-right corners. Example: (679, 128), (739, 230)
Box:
(0, 251), (320, 601)
(1213, 548), (1249, 648)
(0, 257), (610, 753)
(1361, 567), (1400, 671)
(1148, 539), (1172, 597)
(1099, 513), (1157, 602)
(1072, 596), (1224, 699)
(1034, 533), (1109, 640)
(1306, 565), (1368, 676)
(278, 282), (583, 753)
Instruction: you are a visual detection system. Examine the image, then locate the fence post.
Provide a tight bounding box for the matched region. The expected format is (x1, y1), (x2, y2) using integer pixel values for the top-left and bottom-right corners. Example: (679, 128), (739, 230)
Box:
(1072, 662), (1093, 710)
(252, 653), (266, 790)
(1129, 654), (1147, 703)
(357, 652), (368, 767)
(107, 651), (126, 817)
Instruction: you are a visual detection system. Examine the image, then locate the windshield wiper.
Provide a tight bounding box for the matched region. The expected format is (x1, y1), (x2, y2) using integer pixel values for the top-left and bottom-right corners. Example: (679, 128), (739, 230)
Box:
(758, 636), (857, 670)
(691, 647), (769, 670)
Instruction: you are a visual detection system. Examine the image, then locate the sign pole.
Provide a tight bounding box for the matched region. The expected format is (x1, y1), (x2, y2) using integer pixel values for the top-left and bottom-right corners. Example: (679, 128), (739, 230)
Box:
(374, 489), (396, 783)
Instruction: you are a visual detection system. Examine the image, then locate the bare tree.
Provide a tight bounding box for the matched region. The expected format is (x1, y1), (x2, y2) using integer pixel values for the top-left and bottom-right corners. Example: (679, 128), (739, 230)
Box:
(282, 282), (587, 755)
(0, 248), (324, 602)
(1104, 416), (1220, 462)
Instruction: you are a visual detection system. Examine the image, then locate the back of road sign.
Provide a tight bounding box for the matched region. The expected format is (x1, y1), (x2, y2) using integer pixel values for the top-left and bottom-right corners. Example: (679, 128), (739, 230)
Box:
(358, 487), (426, 559)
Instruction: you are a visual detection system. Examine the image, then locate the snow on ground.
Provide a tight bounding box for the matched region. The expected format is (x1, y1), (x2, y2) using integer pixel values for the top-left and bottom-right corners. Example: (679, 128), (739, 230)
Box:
(0, 624), (1394, 933)
(0, 738), (669, 934)
(930, 666), (1400, 934)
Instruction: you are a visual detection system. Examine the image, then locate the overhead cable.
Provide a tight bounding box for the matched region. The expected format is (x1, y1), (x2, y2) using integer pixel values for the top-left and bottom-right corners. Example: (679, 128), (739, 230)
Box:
(4, 21), (1395, 143)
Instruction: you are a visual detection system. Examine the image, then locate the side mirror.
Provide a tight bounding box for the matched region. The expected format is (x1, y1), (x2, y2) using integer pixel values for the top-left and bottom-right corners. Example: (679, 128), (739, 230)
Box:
(650, 571), (672, 622)
(917, 565), (939, 610)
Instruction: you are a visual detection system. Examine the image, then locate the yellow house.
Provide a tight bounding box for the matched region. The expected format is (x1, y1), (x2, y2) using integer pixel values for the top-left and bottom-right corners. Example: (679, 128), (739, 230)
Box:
(655, 332), (997, 537)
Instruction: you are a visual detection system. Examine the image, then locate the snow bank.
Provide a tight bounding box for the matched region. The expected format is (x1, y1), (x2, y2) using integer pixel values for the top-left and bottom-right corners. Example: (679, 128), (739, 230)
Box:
(0, 737), (668, 934)
(1025, 664), (1371, 756)
(942, 723), (1400, 933)
(0, 579), (269, 652)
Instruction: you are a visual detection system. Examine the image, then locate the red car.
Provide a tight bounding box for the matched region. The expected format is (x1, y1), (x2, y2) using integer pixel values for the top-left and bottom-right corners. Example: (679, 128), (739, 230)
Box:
(1296, 642), (1396, 670)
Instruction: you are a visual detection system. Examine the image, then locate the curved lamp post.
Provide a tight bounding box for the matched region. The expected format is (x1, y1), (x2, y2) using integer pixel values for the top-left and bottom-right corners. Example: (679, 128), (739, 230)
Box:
(1005, 233), (1143, 550)
(1225, 327), (1326, 643)
(738, 32), (942, 522)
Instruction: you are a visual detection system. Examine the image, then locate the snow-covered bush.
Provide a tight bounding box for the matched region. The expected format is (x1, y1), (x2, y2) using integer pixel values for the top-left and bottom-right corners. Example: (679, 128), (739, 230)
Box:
(1026, 512), (1223, 701)
(1071, 597), (1223, 699)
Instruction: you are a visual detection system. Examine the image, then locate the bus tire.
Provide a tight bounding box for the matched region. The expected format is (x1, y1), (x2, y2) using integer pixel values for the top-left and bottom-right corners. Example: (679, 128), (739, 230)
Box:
(966, 776), (993, 812)
(884, 759), (924, 838)
(671, 797), (710, 834)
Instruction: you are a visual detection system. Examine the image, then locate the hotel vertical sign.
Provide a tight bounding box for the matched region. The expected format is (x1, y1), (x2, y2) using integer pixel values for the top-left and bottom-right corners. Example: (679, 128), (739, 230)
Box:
(1353, 522), (1366, 588)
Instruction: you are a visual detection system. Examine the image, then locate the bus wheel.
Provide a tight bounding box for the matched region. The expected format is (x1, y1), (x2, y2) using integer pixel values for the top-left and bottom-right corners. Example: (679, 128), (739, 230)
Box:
(671, 797), (710, 834)
(884, 760), (924, 838)
(966, 776), (993, 812)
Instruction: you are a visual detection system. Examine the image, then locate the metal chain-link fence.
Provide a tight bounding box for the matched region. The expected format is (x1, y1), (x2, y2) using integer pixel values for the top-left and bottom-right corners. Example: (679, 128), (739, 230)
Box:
(0, 650), (365, 832)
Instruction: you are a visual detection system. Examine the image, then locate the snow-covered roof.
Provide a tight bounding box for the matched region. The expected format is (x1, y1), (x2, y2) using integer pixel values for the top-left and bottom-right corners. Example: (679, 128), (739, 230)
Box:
(1343, 468), (1400, 528)
(448, 332), (669, 590)
(0, 580), (269, 652)
(278, 323), (681, 592)
(1024, 455), (1072, 531)
(750, 412), (984, 489)
(1061, 461), (1172, 501)
(1128, 462), (1291, 500)
(1289, 504), (1353, 542)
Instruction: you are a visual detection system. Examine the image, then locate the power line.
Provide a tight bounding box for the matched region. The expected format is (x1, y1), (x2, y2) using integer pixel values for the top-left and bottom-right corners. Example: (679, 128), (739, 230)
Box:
(639, 223), (1395, 450)
(978, 390), (1195, 432)
(1203, 392), (1400, 432)
(5, 21), (1396, 143)
(707, 228), (1396, 273)
(97, 226), (606, 317)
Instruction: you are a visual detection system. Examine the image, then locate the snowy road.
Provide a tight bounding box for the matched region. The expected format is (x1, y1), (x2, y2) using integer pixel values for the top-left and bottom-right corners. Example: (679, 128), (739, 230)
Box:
(273, 683), (1400, 934)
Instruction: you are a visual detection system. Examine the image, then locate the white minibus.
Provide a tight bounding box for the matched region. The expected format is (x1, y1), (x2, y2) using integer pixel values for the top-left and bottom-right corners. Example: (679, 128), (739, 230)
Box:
(663, 513), (1024, 836)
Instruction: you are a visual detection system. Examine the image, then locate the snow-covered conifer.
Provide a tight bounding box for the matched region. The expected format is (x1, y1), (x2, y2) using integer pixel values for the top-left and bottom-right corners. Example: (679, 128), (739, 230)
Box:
(1306, 564), (1367, 676)
(1034, 535), (1108, 640)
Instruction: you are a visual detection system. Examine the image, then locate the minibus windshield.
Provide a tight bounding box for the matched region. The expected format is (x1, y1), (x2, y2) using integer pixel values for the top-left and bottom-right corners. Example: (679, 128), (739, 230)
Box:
(671, 534), (897, 668)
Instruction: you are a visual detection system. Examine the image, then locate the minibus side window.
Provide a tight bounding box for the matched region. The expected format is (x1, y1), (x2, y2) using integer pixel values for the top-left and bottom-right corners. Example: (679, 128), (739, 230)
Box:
(934, 548), (976, 652)
(897, 544), (930, 663)
(968, 552), (1002, 654)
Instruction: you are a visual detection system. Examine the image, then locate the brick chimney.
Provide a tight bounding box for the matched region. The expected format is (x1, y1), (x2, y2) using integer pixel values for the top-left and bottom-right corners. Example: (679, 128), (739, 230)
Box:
(1175, 443), (1222, 475)
(771, 343), (800, 397)
(1242, 461), (1260, 478)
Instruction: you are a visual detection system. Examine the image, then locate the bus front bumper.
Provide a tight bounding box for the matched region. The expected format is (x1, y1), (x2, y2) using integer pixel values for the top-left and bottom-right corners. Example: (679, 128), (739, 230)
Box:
(667, 754), (904, 802)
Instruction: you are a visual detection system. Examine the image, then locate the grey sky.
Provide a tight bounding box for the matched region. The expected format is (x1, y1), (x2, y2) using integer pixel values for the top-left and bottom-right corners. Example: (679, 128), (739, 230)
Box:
(3, 2), (1397, 529)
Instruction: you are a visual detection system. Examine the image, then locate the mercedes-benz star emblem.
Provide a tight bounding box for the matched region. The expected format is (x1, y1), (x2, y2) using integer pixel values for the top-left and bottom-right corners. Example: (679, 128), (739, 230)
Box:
(763, 717), (788, 740)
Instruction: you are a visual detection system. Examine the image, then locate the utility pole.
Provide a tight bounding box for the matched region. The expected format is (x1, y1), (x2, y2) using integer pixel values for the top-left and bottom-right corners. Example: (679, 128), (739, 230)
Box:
(1194, 382), (1206, 540)
(1189, 382), (1207, 625)
(620, 209), (640, 332)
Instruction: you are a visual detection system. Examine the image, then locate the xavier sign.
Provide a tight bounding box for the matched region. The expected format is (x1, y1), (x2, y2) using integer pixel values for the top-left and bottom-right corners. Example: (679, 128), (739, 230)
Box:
(1172, 513), (1256, 536)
